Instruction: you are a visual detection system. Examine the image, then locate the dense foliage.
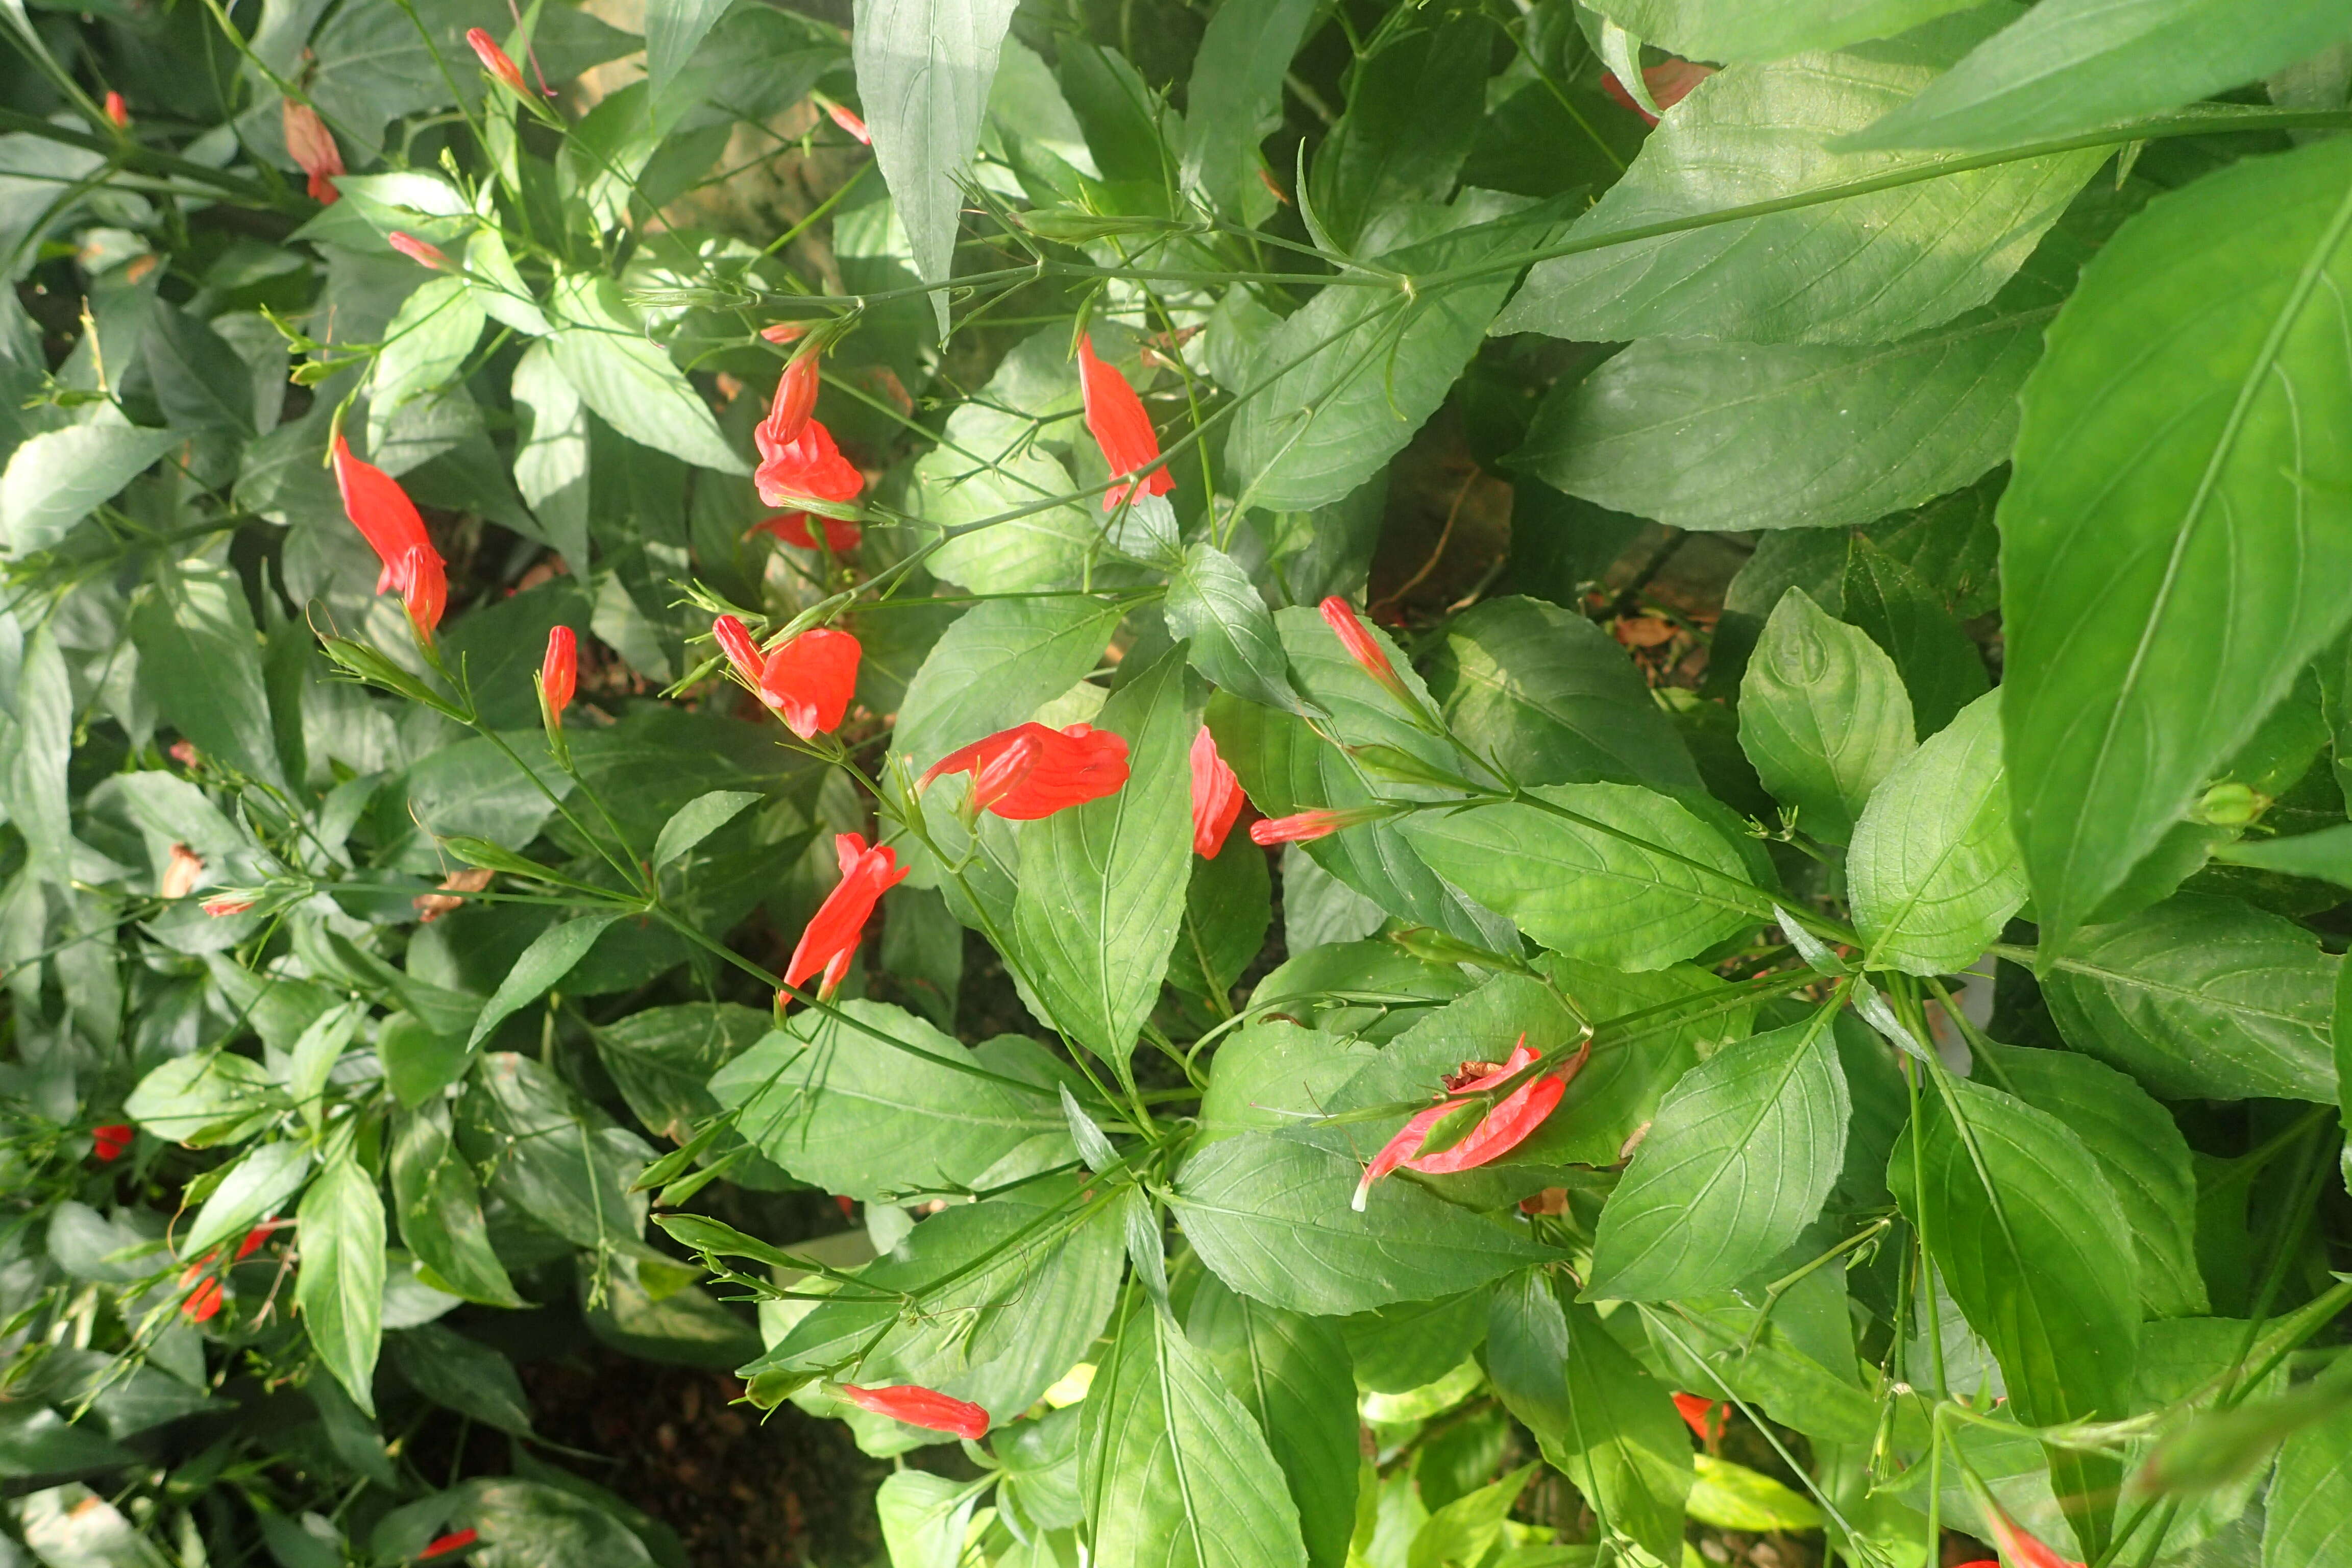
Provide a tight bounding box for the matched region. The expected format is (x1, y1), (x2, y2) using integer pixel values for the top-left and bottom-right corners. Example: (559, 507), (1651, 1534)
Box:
(5, 2), (2352, 1567)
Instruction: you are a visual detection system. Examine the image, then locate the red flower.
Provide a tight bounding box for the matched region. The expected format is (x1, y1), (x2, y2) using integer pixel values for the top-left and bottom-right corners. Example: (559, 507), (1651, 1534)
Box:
(759, 628), (862, 740)
(1318, 597), (1416, 707)
(754, 419), (862, 510)
(388, 232), (451, 272)
(92, 1123), (132, 1162)
(1673, 1392), (1725, 1442)
(201, 897), (254, 917)
(1981, 1508), (2083, 1568)
(1601, 59), (1717, 126)
(541, 627), (576, 726)
(783, 834), (909, 995)
(751, 512), (862, 554)
(823, 101), (872, 146)
(713, 614), (764, 688)
(103, 91), (129, 130)
(281, 100), (342, 203)
(1249, 806), (1388, 847)
(1076, 335), (1172, 512)
(835, 1383), (989, 1440)
(400, 544), (446, 642)
(761, 352), (820, 453)
(466, 28), (527, 95)
(179, 1262), (224, 1321)
(1190, 727), (1242, 857)
(918, 723), (1130, 821)
(234, 1223), (275, 1261)
(419, 1528), (479, 1560)
(1353, 1037), (1584, 1211)
(331, 433), (436, 596)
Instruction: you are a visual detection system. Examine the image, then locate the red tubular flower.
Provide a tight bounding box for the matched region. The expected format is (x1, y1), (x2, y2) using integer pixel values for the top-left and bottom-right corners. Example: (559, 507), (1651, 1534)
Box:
(751, 512), (862, 554)
(1672, 1392), (1726, 1442)
(466, 27), (527, 95)
(761, 352), (820, 453)
(541, 627), (576, 725)
(782, 834), (909, 995)
(1318, 596), (1417, 707)
(755, 419), (863, 509)
(1076, 335), (1172, 512)
(919, 724), (1130, 820)
(201, 897), (254, 917)
(179, 1261), (224, 1321)
(92, 1123), (132, 1162)
(1190, 726), (1243, 857)
(1353, 1037), (1585, 1211)
(712, 614), (765, 687)
(234, 1223), (275, 1262)
(419, 1529), (479, 1560)
(388, 232), (451, 272)
(1250, 806), (1389, 847)
(835, 1383), (989, 1440)
(823, 101), (873, 146)
(103, 91), (130, 130)
(281, 100), (343, 203)
(755, 628), (861, 740)
(400, 543), (446, 642)
(331, 433), (435, 595)
(761, 323), (810, 346)
(1981, 1509), (2084, 1568)
(1602, 59), (1716, 126)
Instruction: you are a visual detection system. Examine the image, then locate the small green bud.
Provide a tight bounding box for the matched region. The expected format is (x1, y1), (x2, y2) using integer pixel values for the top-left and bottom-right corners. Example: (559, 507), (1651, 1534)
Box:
(2193, 781), (2265, 827)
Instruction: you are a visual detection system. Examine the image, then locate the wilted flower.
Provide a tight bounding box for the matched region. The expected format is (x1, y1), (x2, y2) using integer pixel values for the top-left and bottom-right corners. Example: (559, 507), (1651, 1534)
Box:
(1354, 1037), (1584, 1211)
(281, 100), (342, 203)
(413, 868), (494, 924)
(162, 843), (205, 900)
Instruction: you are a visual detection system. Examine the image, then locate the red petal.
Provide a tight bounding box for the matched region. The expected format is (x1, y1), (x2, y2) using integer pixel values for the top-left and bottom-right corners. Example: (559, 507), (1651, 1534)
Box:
(1189, 726), (1243, 857)
(836, 1382), (989, 1439)
(758, 628), (861, 739)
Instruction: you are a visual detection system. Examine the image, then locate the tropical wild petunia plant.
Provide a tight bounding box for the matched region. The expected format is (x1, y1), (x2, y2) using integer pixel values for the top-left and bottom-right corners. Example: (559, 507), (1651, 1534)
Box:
(4, 1), (2352, 1566)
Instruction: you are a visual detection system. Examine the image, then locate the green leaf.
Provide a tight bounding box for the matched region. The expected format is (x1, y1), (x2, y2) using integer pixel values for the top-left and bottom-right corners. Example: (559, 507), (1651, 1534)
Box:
(390, 1101), (524, 1308)
(1180, 0), (1321, 218)
(1686, 1455), (1825, 1532)
(1977, 1042), (2206, 1319)
(1897, 1074), (2140, 1426)
(2039, 893), (2338, 1104)
(1307, 13), (1491, 251)
(1847, 0), (2352, 151)
(461, 1052), (651, 1251)
(387, 1322), (533, 1435)
(2217, 822), (2352, 888)
(366, 278), (487, 459)
(1198, 1018), (1379, 1146)
(287, 1002), (365, 1136)
(511, 339), (593, 571)
(296, 1150), (387, 1417)
(1, 422), (182, 555)
(1080, 1299), (1312, 1568)
(1406, 1464), (1537, 1568)
(143, 304), (256, 435)
(1588, 1009), (1849, 1301)
(644, 0), (737, 115)
(132, 557), (285, 789)
(877, 1471), (976, 1568)
(1170, 1133), (1557, 1315)
(1228, 195), (1549, 512)
(593, 1001), (770, 1144)
(1843, 535), (1990, 739)
(1164, 542), (1301, 713)
(1403, 784), (1768, 970)
(1013, 648), (1193, 1065)
(467, 913), (624, 1050)
(547, 275), (747, 474)
(1485, 1273), (1692, 1566)
(916, 406), (1097, 595)
(1495, 15), (2106, 344)
(652, 790), (761, 868)
(185, 1140), (312, 1257)
(891, 595), (1125, 771)
(1849, 690), (2025, 975)
(852, 0), (1022, 334)
(2264, 1401), (2352, 1568)
(710, 1002), (1071, 1202)
(1185, 1274), (1360, 1568)
(1738, 587), (1914, 843)
(1587, 0), (1986, 59)
(2001, 138), (2352, 950)
(1427, 596), (1699, 792)
(1166, 826), (1273, 1001)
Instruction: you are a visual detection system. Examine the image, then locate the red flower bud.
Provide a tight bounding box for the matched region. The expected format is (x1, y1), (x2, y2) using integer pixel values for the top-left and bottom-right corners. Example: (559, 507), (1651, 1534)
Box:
(388, 231), (452, 272)
(179, 1262), (224, 1321)
(419, 1528), (479, 1560)
(1189, 726), (1243, 857)
(760, 323), (810, 345)
(103, 91), (130, 130)
(834, 1382), (989, 1440)
(1317, 597), (1417, 707)
(201, 897), (254, 917)
(761, 351), (820, 452)
(1353, 1037), (1583, 1211)
(400, 543), (446, 642)
(1601, 59), (1716, 127)
(822, 101), (872, 146)
(918, 723), (1131, 821)
(751, 512), (862, 554)
(712, 614), (765, 688)
(1981, 1507), (2084, 1568)
(782, 834), (909, 996)
(234, 1223), (275, 1261)
(541, 626), (576, 725)
(465, 28), (527, 95)
(92, 1123), (133, 1162)
(1250, 807), (1377, 847)
(1672, 1392), (1726, 1442)
(754, 418), (862, 510)
(281, 100), (342, 204)
(1076, 335), (1172, 512)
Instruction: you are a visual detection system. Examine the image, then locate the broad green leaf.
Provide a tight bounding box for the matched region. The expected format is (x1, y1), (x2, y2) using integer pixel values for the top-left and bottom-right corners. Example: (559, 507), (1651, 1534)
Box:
(852, 0), (1022, 334)
(387, 1322), (533, 1435)
(1197, 1018), (1378, 1146)
(296, 1150), (387, 1416)
(1426, 596), (1699, 792)
(143, 304), (256, 435)
(2, 624), (71, 888)
(1406, 1464), (1537, 1568)
(1588, 1009), (1849, 1301)
(2039, 893), (2338, 1104)
(1014, 648), (1193, 1065)
(2219, 822), (2352, 889)
(1636, 1277), (1879, 1447)
(132, 558), (285, 789)
(1170, 1133), (1557, 1315)
(1843, 534), (1991, 738)
(2001, 138), (2352, 950)
(712, 1002), (1071, 1201)
(644, 0), (737, 114)
(1344, 1291), (1493, 1396)
(1587, 0), (1986, 59)
(877, 1471), (976, 1568)
(510, 339), (592, 570)
(367, 277), (487, 459)
(891, 595), (1124, 770)
(1079, 1300), (1311, 1568)
(1485, 1274), (1691, 1566)
(125, 1050), (285, 1146)
(652, 789), (761, 868)
(460, 1052), (651, 1251)
(1513, 957), (1754, 1168)
(1164, 542), (1301, 713)
(185, 1140), (312, 1257)
(1307, 13), (1490, 250)
(1186, 1274), (1360, 1568)
(1977, 1042), (2206, 1319)
(1228, 194), (1547, 513)
(1403, 784), (1769, 970)
(1167, 828), (1273, 1001)
(1686, 1455), (1825, 1531)
(1849, 690), (2025, 974)
(449, 1480), (655, 1568)
(2264, 1401), (2352, 1568)
(287, 1002), (365, 1135)
(1180, 0), (1321, 219)
(1738, 588), (1914, 843)
(1848, 0), (2352, 151)
(547, 275), (746, 474)
(390, 1101), (523, 1308)
(916, 404), (1097, 594)
(466, 913), (623, 1049)
(1496, 15), (2106, 344)
(593, 1001), (770, 1143)
(1, 422), (182, 555)
(1897, 1074), (2140, 1427)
